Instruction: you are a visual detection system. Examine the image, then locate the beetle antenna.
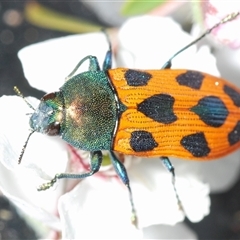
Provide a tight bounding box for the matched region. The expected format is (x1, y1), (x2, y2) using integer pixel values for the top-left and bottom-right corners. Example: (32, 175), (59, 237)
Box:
(13, 86), (35, 111)
(162, 12), (240, 69)
(18, 130), (35, 164)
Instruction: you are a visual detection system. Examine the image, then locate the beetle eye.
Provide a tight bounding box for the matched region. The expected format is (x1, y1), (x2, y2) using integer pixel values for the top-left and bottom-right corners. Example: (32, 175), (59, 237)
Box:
(42, 92), (56, 101)
(46, 122), (60, 136)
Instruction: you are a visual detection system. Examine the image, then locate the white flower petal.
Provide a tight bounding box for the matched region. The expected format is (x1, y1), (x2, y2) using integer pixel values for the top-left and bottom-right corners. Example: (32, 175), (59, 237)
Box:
(0, 96), (68, 178)
(143, 222), (197, 239)
(200, 1), (240, 48)
(191, 152), (240, 193)
(0, 95), (33, 170)
(59, 178), (142, 239)
(117, 15), (219, 75)
(0, 95), (70, 230)
(128, 158), (209, 226)
(215, 47), (240, 88)
(117, 16), (191, 68)
(18, 33), (111, 93)
(0, 160), (61, 232)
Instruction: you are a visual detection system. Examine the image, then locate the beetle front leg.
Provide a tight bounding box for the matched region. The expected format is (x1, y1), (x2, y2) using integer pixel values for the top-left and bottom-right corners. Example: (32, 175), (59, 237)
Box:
(65, 55), (101, 81)
(37, 151), (103, 191)
(160, 156), (185, 215)
(109, 151), (138, 227)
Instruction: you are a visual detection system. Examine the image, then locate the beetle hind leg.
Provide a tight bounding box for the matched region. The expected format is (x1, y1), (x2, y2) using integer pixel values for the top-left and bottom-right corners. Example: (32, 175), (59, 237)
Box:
(160, 156), (185, 216)
(37, 151), (103, 191)
(109, 151), (138, 228)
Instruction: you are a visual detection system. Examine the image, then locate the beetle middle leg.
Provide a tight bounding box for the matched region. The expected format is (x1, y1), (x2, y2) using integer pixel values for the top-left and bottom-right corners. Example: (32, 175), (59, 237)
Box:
(160, 156), (185, 215)
(101, 29), (112, 71)
(37, 150), (102, 191)
(109, 151), (138, 227)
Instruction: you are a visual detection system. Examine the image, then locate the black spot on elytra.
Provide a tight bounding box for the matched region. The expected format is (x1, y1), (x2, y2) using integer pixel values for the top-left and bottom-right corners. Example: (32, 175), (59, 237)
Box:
(137, 93), (177, 124)
(224, 85), (240, 107)
(228, 121), (240, 146)
(191, 96), (229, 127)
(130, 130), (158, 152)
(124, 69), (152, 86)
(176, 71), (204, 90)
(180, 132), (210, 157)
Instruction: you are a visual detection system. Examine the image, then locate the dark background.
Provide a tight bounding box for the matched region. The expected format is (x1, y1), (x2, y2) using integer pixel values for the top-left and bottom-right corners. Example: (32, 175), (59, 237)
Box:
(0, 1), (240, 239)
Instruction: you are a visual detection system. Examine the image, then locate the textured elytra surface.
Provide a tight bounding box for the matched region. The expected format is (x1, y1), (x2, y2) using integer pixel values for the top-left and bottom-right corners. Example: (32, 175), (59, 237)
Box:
(137, 93), (177, 124)
(176, 70), (204, 90)
(108, 68), (240, 159)
(190, 96), (229, 128)
(129, 130), (158, 152)
(228, 121), (240, 146)
(180, 132), (211, 157)
(124, 69), (152, 86)
(224, 85), (240, 107)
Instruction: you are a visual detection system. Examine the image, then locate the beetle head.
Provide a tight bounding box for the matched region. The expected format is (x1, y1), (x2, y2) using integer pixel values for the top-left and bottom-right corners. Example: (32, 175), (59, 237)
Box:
(14, 87), (64, 164)
(30, 92), (63, 136)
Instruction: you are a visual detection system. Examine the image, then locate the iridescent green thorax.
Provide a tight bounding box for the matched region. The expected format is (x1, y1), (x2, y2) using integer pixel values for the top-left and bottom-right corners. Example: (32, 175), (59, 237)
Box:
(60, 70), (117, 151)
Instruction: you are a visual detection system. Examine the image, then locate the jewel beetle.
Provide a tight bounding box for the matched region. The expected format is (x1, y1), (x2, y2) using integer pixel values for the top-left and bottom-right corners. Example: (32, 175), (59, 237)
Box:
(15, 12), (240, 226)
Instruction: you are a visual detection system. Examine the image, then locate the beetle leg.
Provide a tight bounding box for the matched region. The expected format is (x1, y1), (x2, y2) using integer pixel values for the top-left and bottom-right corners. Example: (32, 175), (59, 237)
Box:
(161, 61), (172, 69)
(109, 151), (138, 227)
(65, 55), (101, 81)
(37, 151), (102, 191)
(160, 156), (185, 215)
(101, 29), (112, 71)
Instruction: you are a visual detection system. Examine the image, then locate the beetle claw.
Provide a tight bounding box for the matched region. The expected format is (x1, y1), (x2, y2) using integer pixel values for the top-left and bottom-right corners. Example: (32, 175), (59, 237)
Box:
(37, 175), (58, 191)
(131, 212), (138, 229)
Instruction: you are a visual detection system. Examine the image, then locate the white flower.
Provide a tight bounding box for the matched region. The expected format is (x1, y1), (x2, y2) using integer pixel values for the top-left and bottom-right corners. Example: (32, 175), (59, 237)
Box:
(0, 15), (239, 239)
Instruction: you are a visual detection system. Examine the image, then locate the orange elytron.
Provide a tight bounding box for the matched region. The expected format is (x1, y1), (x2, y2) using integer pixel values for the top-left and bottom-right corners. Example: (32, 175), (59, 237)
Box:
(109, 68), (240, 160)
